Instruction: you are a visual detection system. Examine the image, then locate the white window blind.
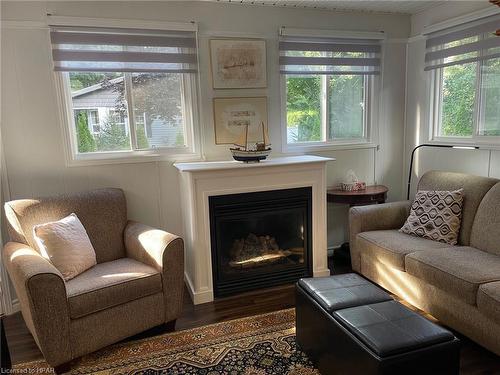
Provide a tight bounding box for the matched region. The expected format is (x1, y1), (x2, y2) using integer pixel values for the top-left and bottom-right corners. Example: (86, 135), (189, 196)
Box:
(279, 29), (383, 76)
(50, 26), (198, 73)
(424, 14), (500, 71)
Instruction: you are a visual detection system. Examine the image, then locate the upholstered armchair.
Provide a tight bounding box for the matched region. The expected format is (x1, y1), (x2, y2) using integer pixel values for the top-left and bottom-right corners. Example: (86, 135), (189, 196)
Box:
(2, 188), (184, 370)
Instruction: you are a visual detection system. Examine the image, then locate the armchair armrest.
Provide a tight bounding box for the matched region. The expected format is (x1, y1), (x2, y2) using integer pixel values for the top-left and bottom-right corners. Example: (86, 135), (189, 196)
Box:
(349, 201), (411, 272)
(124, 221), (184, 323)
(2, 242), (71, 366)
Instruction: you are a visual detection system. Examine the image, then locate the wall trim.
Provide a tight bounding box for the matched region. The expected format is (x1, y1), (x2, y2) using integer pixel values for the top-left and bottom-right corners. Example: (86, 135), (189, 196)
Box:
(1, 20), (47, 29)
(422, 6), (500, 35)
(47, 15), (198, 31)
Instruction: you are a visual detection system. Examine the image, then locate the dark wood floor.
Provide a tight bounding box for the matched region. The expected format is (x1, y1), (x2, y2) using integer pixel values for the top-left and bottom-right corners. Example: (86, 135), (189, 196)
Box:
(3, 256), (500, 374)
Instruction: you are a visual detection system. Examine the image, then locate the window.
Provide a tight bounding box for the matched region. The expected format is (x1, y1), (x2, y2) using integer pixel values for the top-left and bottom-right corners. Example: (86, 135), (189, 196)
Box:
(280, 29), (382, 149)
(51, 22), (199, 161)
(427, 15), (500, 143)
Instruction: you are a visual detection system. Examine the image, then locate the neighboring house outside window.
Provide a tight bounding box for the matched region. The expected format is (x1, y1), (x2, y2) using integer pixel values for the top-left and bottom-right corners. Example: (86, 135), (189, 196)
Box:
(71, 78), (186, 151)
(426, 14), (500, 144)
(51, 21), (199, 164)
(279, 28), (383, 151)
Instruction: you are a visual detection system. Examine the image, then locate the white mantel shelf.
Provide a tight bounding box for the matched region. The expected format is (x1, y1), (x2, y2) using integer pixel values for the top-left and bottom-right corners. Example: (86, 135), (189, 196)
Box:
(174, 155), (335, 172)
(175, 154), (334, 305)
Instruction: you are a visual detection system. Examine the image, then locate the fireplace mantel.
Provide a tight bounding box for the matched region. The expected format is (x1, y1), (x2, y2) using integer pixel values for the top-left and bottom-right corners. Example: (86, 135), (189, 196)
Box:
(174, 155), (334, 304)
(175, 155), (333, 172)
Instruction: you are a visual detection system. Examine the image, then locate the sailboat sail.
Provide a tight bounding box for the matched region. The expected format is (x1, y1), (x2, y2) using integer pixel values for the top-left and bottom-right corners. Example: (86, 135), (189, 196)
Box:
(233, 125), (248, 148)
(262, 122), (270, 146)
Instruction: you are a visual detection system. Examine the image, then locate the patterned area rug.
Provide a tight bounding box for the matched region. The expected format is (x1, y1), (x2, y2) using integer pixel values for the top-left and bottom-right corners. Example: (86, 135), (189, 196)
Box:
(14, 309), (319, 374)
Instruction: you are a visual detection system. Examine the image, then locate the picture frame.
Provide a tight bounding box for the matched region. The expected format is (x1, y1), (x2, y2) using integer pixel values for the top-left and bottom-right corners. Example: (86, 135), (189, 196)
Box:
(210, 39), (267, 89)
(213, 97), (268, 145)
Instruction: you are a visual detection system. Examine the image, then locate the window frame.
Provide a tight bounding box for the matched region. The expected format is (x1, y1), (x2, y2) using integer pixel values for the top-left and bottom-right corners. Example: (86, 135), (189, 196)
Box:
(56, 70), (201, 166)
(280, 72), (380, 153)
(51, 17), (202, 167)
(428, 33), (500, 147)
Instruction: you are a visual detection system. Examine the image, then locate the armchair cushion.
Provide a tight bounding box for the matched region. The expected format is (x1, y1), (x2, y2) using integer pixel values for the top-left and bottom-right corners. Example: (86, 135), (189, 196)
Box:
(33, 213), (97, 281)
(66, 258), (162, 319)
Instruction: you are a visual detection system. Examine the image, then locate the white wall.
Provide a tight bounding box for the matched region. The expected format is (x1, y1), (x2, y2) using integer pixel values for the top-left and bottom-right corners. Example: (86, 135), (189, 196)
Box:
(405, 2), (498, 197)
(1, 1), (409, 258)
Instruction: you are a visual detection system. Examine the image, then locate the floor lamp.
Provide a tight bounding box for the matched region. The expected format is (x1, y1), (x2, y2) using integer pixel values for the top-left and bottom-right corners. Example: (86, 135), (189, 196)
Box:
(406, 144), (479, 200)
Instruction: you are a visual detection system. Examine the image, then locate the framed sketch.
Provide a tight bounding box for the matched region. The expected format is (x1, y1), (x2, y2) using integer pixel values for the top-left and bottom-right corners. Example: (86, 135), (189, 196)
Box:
(210, 39), (267, 89)
(213, 97), (268, 145)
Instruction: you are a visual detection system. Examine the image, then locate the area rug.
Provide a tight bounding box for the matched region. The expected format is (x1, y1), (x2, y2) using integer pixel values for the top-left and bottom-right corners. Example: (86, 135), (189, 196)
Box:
(14, 309), (319, 374)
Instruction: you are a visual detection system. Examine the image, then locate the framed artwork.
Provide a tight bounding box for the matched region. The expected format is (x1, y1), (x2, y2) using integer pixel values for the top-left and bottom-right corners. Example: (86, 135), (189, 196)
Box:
(210, 39), (267, 89)
(213, 97), (268, 145)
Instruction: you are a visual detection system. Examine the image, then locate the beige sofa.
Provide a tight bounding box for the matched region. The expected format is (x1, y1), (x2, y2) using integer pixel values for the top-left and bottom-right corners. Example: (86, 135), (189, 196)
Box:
(349, 170), (500, 355)
(2, 188), (185, 368)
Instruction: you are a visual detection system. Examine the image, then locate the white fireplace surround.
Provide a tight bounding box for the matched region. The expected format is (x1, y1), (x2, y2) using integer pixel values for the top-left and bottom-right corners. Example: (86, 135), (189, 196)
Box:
(174, 155), (334, 304)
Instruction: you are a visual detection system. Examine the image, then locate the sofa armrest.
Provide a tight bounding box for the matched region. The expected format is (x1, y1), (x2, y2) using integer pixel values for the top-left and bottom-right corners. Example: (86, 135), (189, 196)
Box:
(124, 221), (184, 323)
(2, 242), (71, 366)
(349, 201), (411, 272)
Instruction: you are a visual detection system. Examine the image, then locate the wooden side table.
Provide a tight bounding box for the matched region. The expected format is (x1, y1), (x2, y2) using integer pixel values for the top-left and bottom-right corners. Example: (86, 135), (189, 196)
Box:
(327, 185), (389, 263)
(327, 185), (388, 206)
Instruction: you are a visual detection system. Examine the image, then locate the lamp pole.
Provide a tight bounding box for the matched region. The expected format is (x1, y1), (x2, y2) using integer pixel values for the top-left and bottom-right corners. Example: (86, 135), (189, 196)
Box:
(406, 144), (479, 200)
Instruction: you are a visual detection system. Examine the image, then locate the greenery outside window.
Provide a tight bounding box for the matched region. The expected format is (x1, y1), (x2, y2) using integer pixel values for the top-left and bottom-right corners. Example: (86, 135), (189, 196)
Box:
(285, 74), (370, 144)
(51, 21), (199, 164)
(279, 29), (382, 151)
(427, 15), (500, 144)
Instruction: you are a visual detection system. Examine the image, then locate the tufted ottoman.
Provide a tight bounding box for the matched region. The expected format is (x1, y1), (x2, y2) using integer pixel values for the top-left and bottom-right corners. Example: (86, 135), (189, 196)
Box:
(296, 273), (460, 375)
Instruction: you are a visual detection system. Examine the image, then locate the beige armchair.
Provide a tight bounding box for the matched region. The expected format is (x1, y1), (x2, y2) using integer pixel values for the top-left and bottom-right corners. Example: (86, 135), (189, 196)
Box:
(2, 188), (184, 370)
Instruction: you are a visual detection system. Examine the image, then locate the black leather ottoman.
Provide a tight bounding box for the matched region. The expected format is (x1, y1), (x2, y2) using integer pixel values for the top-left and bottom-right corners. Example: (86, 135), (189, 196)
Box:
(296, 273), (460, 375)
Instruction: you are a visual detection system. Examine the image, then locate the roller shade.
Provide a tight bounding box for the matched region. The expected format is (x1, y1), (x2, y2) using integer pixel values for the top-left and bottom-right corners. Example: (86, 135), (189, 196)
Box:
(50, 26), (198, 73)
(279, 32), (383, 76)
(425, 14), (500, 71)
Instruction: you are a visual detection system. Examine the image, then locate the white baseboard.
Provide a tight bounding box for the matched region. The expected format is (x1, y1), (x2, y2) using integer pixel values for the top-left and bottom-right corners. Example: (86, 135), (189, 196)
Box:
(184, 272), (214, 305)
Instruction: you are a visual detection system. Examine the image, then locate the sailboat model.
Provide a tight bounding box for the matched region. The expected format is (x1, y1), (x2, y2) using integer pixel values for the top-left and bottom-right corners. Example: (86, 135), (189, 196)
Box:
(230, 122), (272, 163)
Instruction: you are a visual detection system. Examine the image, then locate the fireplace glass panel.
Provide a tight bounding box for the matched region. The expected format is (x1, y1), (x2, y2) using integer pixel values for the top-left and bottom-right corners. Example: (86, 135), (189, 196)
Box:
(210, 187), (312, 297)
(218, 208), (306, 275)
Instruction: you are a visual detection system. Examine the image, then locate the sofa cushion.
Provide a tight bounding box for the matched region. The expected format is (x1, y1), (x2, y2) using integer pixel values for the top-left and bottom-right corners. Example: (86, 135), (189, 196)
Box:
(4, 188), (128, 263)
(400, 189), (464, 245)
(66, 258), (162, 319)
(417, 171), (498, 246)
(470, 182), (500, 256)
(477, 281), (500, 324)
(357, 230), (452, 271)
(406, 247), (500, 305)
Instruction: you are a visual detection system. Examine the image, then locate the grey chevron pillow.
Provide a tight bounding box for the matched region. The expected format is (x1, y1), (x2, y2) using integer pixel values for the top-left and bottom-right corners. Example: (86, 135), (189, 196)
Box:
(400, 189), (464, 245)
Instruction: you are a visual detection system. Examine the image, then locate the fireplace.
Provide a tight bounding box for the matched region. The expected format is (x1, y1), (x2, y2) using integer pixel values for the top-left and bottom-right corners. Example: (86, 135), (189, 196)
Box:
(209, 187), (312, 297)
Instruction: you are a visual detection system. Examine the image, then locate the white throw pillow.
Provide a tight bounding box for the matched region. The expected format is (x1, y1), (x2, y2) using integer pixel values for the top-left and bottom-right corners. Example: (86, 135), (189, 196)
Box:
(33, 213), (97, 281)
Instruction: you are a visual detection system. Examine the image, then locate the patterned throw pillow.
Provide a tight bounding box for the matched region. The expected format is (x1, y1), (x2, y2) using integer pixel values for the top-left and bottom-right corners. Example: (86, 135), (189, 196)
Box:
(400, 189), (464, 245)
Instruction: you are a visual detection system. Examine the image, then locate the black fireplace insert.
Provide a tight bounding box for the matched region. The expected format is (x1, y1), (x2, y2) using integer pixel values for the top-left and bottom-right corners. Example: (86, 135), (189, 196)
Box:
(209, 187), (312, 297)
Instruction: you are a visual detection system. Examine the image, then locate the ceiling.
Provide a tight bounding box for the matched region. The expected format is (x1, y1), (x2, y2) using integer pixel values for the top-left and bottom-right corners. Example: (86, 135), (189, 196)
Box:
(201, 0), (450, 15)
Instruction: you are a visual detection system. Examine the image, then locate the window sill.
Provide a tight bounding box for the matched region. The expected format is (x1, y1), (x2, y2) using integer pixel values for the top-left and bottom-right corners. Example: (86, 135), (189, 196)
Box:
(66, 149), (204, 167)
(282, 141), (378, 153)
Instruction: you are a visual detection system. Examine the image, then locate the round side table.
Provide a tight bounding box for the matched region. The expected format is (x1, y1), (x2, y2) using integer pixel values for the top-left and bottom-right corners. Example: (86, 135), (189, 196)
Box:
(327, 185), (389, 263)
(327, 185), (388, 206)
